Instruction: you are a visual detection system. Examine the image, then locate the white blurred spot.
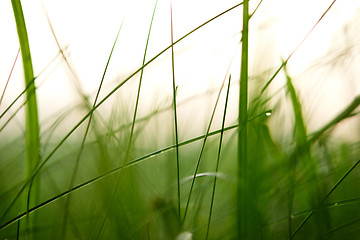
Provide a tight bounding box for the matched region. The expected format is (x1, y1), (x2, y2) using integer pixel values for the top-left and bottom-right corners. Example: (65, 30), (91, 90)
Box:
(175, 231), (193, 240)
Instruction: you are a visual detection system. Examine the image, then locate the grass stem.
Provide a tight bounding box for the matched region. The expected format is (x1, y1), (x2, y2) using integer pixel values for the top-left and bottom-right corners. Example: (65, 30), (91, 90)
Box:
(11, 0), (41, 238)
(238, 0), (249, 238)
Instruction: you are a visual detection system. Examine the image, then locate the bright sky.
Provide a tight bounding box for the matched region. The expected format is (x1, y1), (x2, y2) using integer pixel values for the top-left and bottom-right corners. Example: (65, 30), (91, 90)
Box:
(1, 0), (360, 138)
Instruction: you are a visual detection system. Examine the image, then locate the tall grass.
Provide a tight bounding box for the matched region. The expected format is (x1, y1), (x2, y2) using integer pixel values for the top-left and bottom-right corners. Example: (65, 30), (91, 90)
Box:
(1, 0), (360, 239)
(238, 0), (249, 239)
(11, 1), (40, 239)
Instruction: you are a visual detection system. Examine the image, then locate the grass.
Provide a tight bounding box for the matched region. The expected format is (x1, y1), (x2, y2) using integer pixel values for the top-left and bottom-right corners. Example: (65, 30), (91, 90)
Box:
(1, 0), (360, 239)
(238, 0), (249, 238)
(11, 0), (40, 239)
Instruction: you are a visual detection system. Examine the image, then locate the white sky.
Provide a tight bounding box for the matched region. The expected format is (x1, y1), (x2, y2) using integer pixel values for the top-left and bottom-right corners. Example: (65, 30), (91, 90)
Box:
(1, 0), (360, 139)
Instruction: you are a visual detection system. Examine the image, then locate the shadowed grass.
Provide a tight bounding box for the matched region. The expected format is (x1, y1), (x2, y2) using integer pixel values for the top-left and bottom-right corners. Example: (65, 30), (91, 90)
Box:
(292, 159), (360, 238)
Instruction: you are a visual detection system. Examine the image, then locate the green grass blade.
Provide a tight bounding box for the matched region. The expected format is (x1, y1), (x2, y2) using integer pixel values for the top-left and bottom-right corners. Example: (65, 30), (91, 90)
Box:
(170, 0), (181, 226)
(60, 20), (125, 239)
(95, 1), (158, 237)
(126, 0), (158, 161)
(283, 62), (310, 237)
(238, 0), (249, 239)
(11, 1), (41, 237)
(182, 50), (238, 225)
(205, 75), (231, 240)
(11, 0), (40, 185)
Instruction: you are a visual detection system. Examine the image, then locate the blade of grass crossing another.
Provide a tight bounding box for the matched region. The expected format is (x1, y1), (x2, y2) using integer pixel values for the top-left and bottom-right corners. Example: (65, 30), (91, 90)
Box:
(94, 1), (158, 238)
(182, 49), (238, 225)
(61, 20), (125, 240)
(292, 159), (360, 238)
(205, 75), (232, 240)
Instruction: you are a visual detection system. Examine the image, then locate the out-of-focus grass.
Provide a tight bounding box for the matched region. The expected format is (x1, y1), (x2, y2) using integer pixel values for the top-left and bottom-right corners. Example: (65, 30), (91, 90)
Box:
(1, 1), (360, 240)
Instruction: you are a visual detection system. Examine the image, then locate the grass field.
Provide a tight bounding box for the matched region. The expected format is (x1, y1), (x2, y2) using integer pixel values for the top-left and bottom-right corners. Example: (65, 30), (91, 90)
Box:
(1, 0), (360, 239)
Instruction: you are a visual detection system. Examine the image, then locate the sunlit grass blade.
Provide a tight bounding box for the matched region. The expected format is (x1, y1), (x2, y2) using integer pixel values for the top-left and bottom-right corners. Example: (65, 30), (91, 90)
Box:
(11, 0), (41, 237)
(205, 75), (231, 240)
